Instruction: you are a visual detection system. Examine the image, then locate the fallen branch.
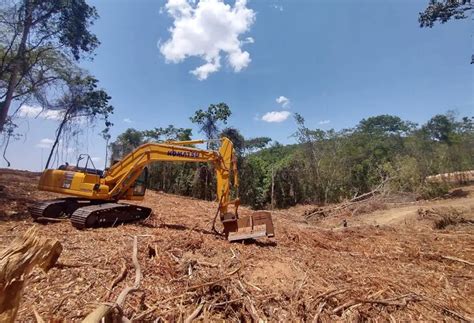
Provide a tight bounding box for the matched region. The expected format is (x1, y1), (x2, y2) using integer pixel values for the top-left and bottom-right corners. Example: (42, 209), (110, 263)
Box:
(420, 294), (473, 322)
(440, 255), (474, 267)
(82, 236), (141, 323)
(244, 297), (261, 322)
(186, 266), (241, 291)
(107, 259), (128, 298)
(0, 227), (62, 323)
(305, 178), (389, 219)
(317, 288), (347, 300)
(332, 300), (358, 314)
(184, 301), (204, 323)
(210, 293), (277, 310)
(312, 300), (326, 323)
(332, 294), (418, 315)
(134, 266), (242, 321)
(133, 293), (195, 321)
(32, 308), (45, 323)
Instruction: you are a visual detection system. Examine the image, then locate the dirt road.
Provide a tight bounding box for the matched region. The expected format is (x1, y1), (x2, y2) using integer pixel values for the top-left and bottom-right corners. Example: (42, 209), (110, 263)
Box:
(0, 168), (473, 321)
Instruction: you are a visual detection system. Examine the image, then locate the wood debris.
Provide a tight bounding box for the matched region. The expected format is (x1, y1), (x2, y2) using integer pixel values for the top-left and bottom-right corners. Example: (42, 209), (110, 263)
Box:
(0, 169), (473, 321)
(0, 227), (62, 322)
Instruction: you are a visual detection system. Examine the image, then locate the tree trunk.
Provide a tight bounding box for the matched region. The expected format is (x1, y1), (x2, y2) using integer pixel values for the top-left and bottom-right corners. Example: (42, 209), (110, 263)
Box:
(271, 166), (275, 210)
(103, 137), (109, 169)
(45, 110), (70, 169)
(0, 0), (33, 132)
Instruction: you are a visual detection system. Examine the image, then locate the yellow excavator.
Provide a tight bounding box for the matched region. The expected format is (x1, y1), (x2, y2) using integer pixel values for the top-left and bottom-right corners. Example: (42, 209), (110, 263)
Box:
(29, 137), (274, 242)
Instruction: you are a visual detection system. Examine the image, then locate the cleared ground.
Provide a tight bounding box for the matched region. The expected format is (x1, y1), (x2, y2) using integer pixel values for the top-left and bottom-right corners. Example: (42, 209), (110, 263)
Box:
(0, 168), (473, 321)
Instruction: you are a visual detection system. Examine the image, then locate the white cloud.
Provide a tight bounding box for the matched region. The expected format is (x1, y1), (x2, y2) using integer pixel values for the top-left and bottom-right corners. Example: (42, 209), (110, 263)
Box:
(272, 4), (283, 11)
(261, 111), (291, 123)
(18, 105), (63, 121)
(160, 0), (256, 80)
(319, 120), (330, 125)
(123, 118), (133, 123)
(276, 96), (290, 108)
(36, 138), (54, 149)
(242, 36), (254, 44)
(91, 157), (102, 163)
(190, 57), (221, 80)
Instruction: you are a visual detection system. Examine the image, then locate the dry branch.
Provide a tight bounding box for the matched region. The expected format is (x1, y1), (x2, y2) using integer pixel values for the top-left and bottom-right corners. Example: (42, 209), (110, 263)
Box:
(32, 308), (45, 323)
(0, 227), (62, 323)
(186, 265), (241, 291)
(184, 301), (204, 323)
(82, 236), (141, 323)
(107, 259), (128, 297)
(332, 294), (418, 315)
(312, 300), (326, 323)
(440, 255), (474, 267)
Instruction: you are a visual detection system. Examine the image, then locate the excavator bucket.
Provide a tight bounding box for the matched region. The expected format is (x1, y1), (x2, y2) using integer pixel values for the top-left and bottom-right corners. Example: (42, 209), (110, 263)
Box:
(222, 212), (275, 242)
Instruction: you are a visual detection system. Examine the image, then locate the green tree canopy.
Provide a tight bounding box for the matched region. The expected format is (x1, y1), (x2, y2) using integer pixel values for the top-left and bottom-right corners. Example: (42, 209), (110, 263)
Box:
(419, 0), (473, 27)
(109, 128), (144, 163)
(142, 125), (192, 142)
(190, 103), (231, 146)
(45, 74), (113, 168)
(220, 127), (245, 154)
(244, 136), (272, 154)
(419, 0), (473, 63)
(357, 115), (415, 136)
(423, 114), (456, 143)
(0, 0), (100, 131)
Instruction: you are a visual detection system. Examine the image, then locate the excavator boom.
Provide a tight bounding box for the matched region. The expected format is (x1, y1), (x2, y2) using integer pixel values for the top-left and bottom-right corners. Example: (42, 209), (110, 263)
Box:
(30, 137), (274, 242)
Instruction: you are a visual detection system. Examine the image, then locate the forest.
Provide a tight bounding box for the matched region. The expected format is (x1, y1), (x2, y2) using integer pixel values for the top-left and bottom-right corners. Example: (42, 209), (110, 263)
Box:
(109, 105), (474, 209)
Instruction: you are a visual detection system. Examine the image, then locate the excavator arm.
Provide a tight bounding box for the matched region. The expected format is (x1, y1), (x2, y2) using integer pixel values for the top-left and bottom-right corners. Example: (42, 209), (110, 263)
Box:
(103, 137), (238, 217)
(34, 137), (274, 241)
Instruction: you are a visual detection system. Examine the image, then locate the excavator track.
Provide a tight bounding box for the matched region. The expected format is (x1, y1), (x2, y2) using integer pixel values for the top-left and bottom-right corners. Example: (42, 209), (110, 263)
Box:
(29, 199), (68, 220)
(70, 203), (152, 229)
(29, 198), (95, 221)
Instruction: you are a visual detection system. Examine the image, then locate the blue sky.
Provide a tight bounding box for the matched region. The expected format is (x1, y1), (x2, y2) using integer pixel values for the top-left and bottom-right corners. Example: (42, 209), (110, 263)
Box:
(5, 0), (473, 171)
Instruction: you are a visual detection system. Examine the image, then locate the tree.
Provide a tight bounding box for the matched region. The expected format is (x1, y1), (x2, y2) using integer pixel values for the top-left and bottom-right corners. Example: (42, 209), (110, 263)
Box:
(45, 74), (113, 169)
(109, 128), (144, 163)
(419, 0), (473, 27)
(357, 115), (415, 136)
(101, 127), (111, 169)
(190, 103), (231, 148)
(0, 0), (100, 131)
(220, 127), (245, 155)
(244, 136), (271, 155)
(142, 125), (192, 142)
(423, 114), (456, 144)
(190, 103), (231, 199)
(419, 0), (473, 63)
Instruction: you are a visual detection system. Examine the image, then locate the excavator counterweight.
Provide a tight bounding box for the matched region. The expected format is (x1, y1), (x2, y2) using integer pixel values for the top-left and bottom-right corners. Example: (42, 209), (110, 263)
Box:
(29, 137), (275, 242)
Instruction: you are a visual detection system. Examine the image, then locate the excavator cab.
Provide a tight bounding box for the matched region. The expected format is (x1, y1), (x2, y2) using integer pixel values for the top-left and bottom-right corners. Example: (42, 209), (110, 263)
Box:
(132, 167), (148, 197)
(74, 154), (104, 176)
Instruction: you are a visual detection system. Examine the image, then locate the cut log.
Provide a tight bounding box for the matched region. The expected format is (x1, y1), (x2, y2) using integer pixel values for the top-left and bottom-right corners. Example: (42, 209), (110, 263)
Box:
(0, 227), (62, 323)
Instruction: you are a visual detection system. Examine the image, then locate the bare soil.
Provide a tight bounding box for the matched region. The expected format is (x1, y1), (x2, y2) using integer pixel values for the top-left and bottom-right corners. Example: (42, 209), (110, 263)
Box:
(0, 168), (473, 321)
